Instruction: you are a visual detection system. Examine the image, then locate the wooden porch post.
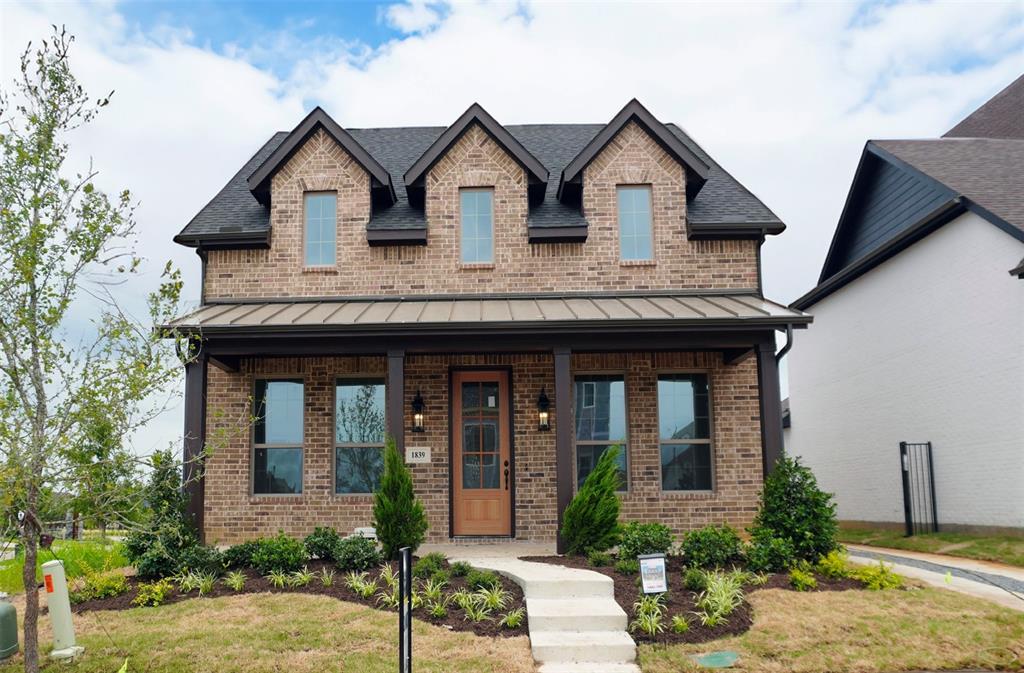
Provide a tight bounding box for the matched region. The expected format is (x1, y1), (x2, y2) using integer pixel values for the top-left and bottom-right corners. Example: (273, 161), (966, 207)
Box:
(756, 338), (784, 477)
(387, 350), (406, 452)
(553, 347), (573, 554)
(182, 352), (208, 541)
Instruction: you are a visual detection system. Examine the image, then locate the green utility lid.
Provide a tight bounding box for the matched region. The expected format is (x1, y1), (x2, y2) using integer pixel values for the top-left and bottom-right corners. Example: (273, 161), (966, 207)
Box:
(690, 651), (739, 668)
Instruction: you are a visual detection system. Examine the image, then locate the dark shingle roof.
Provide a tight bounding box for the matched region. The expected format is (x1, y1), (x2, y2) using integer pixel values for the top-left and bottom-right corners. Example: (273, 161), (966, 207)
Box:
(944, 74), (1024, 140)
(874, 138), (1024, 234)
(178, 121), (782, 242)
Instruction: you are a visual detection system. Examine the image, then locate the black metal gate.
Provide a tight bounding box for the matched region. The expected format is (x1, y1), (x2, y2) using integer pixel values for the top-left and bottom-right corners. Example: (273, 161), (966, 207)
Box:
(899, 441), (938, 536)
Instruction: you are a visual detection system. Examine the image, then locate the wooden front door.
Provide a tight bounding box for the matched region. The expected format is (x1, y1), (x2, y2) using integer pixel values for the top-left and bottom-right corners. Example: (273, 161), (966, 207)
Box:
(452, 370), (512, 536)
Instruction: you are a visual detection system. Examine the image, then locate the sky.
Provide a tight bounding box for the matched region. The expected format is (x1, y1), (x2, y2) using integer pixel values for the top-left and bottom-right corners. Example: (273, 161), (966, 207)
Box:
(1, 0), (1023, 457)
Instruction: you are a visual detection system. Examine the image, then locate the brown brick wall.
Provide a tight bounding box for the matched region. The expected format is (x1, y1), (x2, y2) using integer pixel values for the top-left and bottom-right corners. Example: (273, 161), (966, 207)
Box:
(202, 352), (762, 545)
(203, 123), (758, 300)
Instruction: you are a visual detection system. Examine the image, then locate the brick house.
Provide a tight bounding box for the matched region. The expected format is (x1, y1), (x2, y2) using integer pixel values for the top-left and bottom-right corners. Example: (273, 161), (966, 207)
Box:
(167, 99), (810, 551)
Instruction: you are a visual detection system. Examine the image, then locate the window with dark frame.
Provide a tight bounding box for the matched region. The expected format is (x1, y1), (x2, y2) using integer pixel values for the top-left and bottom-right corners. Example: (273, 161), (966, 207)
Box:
(335, 378), (386, 494)
(573, 374), (628, 491)
(657, 374), (713, 491)
(253, 379), (304, 494)
(304, 192), (337, 266)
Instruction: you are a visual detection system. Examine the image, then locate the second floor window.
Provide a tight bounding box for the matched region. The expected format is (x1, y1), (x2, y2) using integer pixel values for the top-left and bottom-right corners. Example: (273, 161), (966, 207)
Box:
(460, 188), (494, 264)
(304, 192), (337, 266)
(253, 379), (304, 495)
(617, 185), (653, 261)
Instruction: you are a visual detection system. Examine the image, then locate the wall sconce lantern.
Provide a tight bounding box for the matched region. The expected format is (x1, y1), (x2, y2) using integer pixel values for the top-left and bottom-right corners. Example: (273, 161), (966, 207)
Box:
(537, 387), (551, 431)
(411, 390), (425, 433)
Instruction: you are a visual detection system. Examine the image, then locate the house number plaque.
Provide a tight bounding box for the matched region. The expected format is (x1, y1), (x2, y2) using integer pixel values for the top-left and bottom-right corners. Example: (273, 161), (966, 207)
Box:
(406, 446), (431, 464)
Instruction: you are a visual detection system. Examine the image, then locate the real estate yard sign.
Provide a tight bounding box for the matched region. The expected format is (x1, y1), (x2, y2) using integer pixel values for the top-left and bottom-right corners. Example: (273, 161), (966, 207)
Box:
(638, 553), (668, 594)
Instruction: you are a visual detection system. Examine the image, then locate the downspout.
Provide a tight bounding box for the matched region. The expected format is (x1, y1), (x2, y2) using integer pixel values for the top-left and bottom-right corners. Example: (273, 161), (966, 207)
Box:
(775, 324), (793, 363)
(196, 247), (208, 305)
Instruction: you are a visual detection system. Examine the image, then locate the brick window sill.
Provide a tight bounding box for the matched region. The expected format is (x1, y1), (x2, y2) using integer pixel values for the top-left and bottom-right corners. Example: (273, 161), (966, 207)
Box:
(249, 495), (305, 504)
(459, 263), (495, 271)
(658, 490), (717, 500)
(619, 259), (657, 267)
(302, 266), (339, 274)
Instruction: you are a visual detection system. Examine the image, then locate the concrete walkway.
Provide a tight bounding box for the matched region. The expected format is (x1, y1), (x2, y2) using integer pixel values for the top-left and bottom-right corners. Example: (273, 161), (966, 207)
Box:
(847, 544), (1024, 612)
(438, 544), (638, 673)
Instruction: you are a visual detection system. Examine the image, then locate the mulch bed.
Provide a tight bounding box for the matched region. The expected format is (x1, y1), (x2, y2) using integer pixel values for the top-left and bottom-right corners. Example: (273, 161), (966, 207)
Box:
(69, 558), (527, 639)
(522, 554), (861, 645)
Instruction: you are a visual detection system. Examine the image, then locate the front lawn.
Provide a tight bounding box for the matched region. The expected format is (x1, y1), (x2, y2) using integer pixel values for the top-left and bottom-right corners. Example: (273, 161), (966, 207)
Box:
(0, 539), (127, 594)
(839, 526), (1024, 567)
(0, 593), (534, 673)
(638, 585), (1024, 672)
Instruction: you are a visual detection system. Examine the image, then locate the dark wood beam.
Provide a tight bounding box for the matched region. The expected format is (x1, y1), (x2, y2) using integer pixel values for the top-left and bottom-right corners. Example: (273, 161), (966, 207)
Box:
(553, 347), (573, 554)
(756, 340), (784, 477)
(208, 354), (240, 373)
(386, 350), (405, 452)
(182, 354), (208, 541)
(722, 347), (754, 365)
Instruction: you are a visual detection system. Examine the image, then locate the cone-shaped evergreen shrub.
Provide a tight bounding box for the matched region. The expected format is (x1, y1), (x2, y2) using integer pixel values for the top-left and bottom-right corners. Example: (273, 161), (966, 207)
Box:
(560, 446), (622, 555)
(373, 436), (429, 559)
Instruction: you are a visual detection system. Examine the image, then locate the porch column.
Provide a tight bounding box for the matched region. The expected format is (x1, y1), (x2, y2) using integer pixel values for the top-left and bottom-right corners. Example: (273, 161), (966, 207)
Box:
(182, 352), (208, 541)
(554, 347), (573, 554)
(756, 338), (784, 477)
(386, 350), (406, 451)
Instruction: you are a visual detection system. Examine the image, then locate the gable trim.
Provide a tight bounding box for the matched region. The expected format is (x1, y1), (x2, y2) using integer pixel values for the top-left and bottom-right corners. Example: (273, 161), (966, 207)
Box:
(402, 103), (549, 210)
(557, 99), (710, 204)
(247, 107), (396, 208)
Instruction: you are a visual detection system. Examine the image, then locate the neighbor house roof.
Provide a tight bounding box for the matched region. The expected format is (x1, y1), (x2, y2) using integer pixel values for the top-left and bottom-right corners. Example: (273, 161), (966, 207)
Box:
(164, 291), (811, 337)
(793, 76), (1024, 310)
(944, 74), (1024, 140)
(175, 103), (784, 248)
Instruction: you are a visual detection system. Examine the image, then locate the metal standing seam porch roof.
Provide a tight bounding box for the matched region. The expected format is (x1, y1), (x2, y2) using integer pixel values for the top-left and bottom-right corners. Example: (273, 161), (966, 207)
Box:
(165, 293), (810, 336)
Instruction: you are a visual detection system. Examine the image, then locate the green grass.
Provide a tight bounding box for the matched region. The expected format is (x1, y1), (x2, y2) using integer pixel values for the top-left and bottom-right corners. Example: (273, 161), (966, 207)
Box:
(0, 593), (534, 673)
(838, 526), (1024, 567)
(639, 585), (1024, 673)
(0, 539), (127, 594)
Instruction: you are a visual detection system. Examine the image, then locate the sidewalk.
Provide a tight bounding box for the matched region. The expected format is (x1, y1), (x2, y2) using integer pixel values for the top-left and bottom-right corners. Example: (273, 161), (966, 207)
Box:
(847, 543), (1024, 612)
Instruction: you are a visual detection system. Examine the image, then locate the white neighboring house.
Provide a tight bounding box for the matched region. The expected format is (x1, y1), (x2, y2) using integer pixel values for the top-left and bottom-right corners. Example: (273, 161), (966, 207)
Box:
(787, 75), (1024, 535)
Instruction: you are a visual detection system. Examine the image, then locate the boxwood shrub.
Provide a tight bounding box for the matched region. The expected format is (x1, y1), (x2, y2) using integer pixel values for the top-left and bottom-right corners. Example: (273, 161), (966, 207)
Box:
(305, 527), (342, 561)
(334, 535), (382, 572)
(250, 532), (308, 573)
(679, 525), (742, 569)
(617, 522), (673, 560)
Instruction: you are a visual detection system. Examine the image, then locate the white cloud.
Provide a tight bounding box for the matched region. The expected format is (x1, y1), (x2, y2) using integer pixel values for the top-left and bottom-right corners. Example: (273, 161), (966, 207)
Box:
(2, 0), (1022, 449)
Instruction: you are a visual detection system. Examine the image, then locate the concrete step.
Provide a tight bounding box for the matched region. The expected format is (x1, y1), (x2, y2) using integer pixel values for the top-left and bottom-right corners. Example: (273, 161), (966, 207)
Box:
(539, 664), (641, 673)
(522, 576), (613, 599)
(526, 597), (628, 632)
(530, 630), (637, 664)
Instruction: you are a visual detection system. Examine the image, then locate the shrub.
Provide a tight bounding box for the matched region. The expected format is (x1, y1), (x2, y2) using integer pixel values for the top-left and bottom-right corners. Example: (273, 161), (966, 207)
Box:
(695, 571), (744, 624)
(752, 456), (838, 562)
(427, 600), (447, 619)
(196, 572), (217, 596)
(222, 540), (260, 569)
(449, 561), (472, 577)
(177, 545), (224, 576)
(72, 570), (129, 603)
(588, 550), (612, 567)
(463, 601), (492, 623)
(334, 535), (382, 572)
(476, 586), (510, 610)
(618, 521), (673, 560)
(223, 570), (246, 592)
(289, 566), (315, 587)
(682, 567), (708, 592)
(132, 579), (174, 607)
(250, 532), (308, 573)
(816, 549), (852, 579)
(630, 612), (665, 636)
(319, 568), (336, 587)
(413, 552), (447, 579)
(373, 437), (429, 559)
(266, 569), (289, 588)
(465, 569), (501, 591)
(499, 607), (525, 629)
(614, 558), (639, 575)
(123, 450), (201, 578)
(304, 527), (342, 561)
(671, 614), (690, 634)
(680, 525), (742, 569)
(789, 567), (817, 591)
(430, 569), (451, 584)
(561, 447), (622, 555)
(745, 528), (796, 573)
(854, 561), (904, 590)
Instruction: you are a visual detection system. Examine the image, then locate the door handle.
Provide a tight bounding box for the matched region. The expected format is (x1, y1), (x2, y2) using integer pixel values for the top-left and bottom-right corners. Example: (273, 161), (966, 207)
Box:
(504, 460), (510, 490)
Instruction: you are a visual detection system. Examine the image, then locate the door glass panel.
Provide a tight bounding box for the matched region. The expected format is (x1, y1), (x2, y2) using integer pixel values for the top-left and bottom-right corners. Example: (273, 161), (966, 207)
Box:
(463, 454), (481, 489)
(481, 421), (498, 453)
(480, 382), (499, 416)
(463, 423), (481, 453)
(462, 382), (480, 414)
(482, 454), (499, 488)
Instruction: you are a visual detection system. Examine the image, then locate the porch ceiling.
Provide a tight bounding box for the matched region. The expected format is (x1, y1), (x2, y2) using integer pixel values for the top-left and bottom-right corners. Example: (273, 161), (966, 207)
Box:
(165, 292), (810, 336)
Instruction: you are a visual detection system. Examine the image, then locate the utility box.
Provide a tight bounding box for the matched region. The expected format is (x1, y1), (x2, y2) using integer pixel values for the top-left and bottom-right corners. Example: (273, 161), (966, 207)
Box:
(41, 560), (84, 660)
(0, 593), (17, 661)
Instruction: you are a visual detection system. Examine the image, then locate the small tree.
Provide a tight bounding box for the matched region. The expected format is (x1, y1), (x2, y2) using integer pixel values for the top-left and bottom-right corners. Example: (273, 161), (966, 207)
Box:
(372, 437), (428, 560)
(751, 455), (838, 561)
(561, 446), (622, 555)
